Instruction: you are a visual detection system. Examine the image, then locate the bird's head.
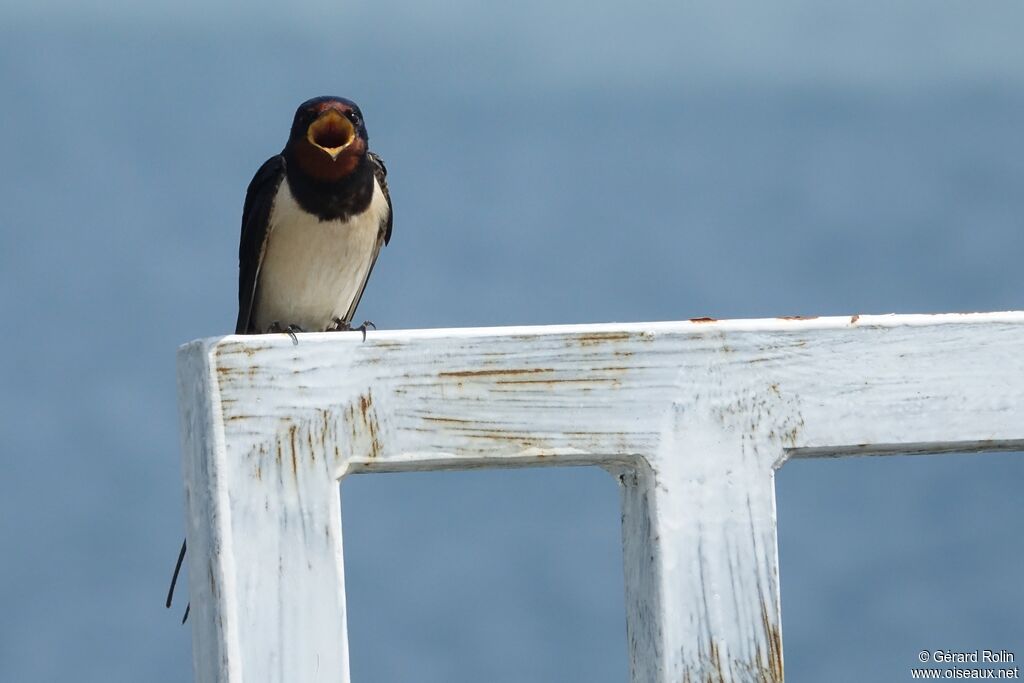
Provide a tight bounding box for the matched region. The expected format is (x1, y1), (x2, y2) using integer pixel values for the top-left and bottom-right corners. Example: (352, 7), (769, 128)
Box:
(287, 96), (369, 181)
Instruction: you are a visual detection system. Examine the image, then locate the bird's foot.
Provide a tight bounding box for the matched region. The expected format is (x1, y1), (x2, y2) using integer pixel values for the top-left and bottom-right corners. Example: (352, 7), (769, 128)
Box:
(267, 321), (303, 345)
(328, 318), (376, 341)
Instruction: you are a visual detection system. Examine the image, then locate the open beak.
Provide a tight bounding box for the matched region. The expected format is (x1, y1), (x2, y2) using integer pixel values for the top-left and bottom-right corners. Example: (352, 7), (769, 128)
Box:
(307, 110), (356, 159)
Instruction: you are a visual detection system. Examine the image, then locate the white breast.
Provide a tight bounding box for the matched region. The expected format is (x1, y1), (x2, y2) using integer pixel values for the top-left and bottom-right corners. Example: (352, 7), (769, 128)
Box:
(253, 176), (389, 333)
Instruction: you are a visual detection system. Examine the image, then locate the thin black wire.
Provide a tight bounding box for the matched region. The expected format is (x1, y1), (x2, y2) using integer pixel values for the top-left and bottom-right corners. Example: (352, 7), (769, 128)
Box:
(166, 538), (190, 622)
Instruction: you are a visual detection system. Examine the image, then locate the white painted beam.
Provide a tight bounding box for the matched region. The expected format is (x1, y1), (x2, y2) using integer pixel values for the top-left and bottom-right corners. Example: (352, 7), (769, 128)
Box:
(177, 311), (1024, 682)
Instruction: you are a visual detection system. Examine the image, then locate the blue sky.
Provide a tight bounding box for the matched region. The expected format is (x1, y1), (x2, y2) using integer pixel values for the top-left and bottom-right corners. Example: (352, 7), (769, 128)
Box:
(1, 2), (1022, 681)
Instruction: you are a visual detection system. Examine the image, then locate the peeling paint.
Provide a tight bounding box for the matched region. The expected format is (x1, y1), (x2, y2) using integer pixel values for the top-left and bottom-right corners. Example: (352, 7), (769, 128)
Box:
(422, 415), (475, 424)
(761, 598), (784, 681)
(494, 376), (621, 386)
(576, 331), (633, 346)
(439, 367), (554, 378)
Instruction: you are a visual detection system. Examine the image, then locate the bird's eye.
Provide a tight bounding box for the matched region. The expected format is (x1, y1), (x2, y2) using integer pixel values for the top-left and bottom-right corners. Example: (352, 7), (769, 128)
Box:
(346, 110), (361, 125)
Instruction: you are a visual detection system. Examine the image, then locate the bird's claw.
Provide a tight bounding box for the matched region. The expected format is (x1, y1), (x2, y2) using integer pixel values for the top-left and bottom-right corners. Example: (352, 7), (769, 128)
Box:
(356, 321), (377, 341)
(267, 321), (303, 345)
(329, 318), (376, 341)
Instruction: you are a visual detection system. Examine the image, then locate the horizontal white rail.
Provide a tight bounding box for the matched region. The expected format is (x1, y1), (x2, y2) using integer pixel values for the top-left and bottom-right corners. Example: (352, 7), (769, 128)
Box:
(177, 311), (1024, 682)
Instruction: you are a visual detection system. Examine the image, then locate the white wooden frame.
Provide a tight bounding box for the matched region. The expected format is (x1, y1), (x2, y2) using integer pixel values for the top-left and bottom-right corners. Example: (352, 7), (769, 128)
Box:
(177, 311), (1024, 682)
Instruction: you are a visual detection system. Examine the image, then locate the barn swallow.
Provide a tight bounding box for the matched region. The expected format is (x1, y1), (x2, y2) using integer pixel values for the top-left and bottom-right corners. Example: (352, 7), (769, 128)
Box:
(237, 95), (393, 340)
(167, 96), (393, 622)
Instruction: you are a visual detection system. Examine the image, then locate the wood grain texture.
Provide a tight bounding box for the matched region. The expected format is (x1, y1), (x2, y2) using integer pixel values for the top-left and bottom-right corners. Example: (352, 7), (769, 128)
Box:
(177, 311), (1024, 682)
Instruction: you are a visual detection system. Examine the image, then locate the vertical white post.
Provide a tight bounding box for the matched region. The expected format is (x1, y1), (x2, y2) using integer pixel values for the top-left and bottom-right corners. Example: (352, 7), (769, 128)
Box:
(647, 450), (780, 681)
(619, 385), (788, 681)
(617, 456), (778, 683)
(178, 342), (351, 683)
(178, 343), (233, 680)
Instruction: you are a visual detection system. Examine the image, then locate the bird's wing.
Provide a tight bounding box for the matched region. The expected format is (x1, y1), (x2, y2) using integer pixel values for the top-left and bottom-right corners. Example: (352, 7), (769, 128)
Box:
(235, 155), (286, 334)
(371, 151), (393, 247)
(342, 151), (393, 322)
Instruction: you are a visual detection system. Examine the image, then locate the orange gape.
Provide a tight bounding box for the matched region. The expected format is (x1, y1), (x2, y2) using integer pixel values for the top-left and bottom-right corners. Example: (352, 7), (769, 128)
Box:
(294, 108), (366, 182)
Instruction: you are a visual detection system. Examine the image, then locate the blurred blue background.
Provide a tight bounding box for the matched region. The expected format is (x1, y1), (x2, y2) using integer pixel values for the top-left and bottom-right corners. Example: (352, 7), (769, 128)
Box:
(2, 1), (1022, 681)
